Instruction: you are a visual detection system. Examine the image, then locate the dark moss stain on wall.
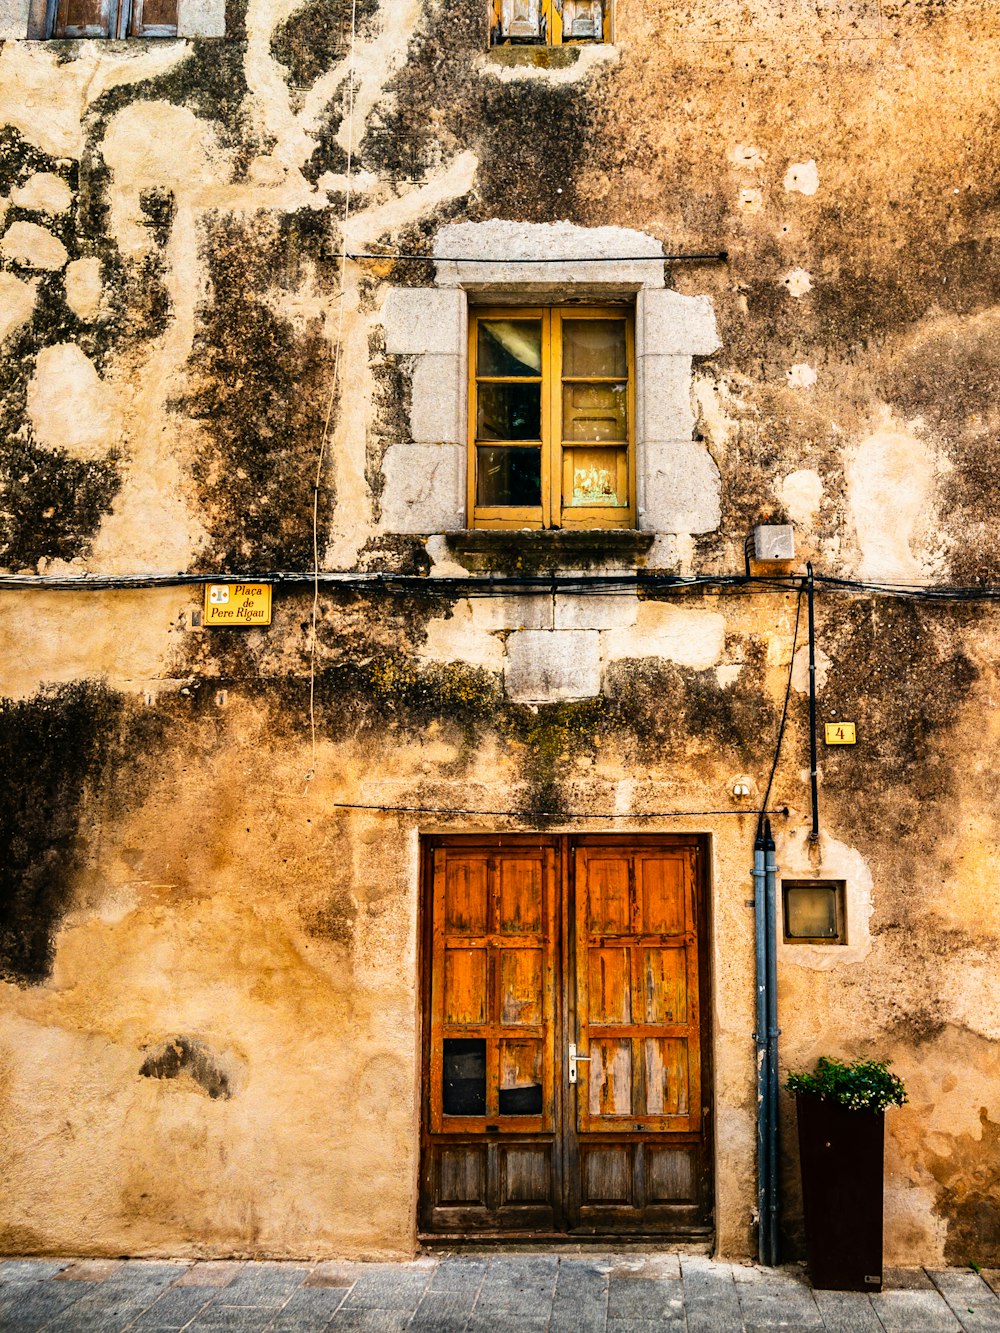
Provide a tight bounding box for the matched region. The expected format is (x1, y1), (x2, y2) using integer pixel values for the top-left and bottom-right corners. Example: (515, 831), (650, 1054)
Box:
(0, 683), (163, 986)
(928, 1108), (1000, 1267)
(271, 0), (380, 91)
(819, 599), (978, 822)
(0, 130), (123, 570)
(185, 214), (335, 572)
(353, 0), (596, 221)
(139, 1036), (233, 1100)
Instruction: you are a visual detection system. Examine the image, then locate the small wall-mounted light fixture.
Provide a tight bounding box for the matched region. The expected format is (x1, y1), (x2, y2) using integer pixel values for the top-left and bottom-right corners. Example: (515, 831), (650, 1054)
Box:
(732, 781), (752, 799)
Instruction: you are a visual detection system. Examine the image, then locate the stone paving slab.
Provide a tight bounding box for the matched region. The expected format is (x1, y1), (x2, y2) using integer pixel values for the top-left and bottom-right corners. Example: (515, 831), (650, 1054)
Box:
(0, 1254), (995, 1331)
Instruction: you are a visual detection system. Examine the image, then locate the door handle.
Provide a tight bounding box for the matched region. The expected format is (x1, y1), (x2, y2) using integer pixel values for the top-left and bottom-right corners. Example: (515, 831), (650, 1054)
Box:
(568, 1043), (592, 1084)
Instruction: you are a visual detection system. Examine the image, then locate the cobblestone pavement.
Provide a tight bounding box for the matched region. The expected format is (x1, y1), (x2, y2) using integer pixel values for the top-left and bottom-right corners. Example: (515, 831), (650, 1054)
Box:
(1, 1254), (999, 1333)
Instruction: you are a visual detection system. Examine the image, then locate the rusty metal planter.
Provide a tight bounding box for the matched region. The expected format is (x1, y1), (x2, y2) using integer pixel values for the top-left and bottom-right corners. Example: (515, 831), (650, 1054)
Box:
(796, 1094), (885, 1292)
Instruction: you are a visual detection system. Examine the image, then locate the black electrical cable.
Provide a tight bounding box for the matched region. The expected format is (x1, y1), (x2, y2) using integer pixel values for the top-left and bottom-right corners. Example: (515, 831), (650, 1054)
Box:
(757, 587), (804, 841)
(347, 250), (729, 264)
(332, 802), (789, 818)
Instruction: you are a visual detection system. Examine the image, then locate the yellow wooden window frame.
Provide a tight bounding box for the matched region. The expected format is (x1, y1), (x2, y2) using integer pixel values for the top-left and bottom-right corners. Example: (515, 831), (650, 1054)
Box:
(468, 305), (635, 531)
(489, 0), (613, 47)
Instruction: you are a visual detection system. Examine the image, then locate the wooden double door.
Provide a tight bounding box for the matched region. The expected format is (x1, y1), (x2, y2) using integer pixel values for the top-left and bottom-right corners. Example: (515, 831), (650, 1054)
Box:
(419, 835), (712, 1239)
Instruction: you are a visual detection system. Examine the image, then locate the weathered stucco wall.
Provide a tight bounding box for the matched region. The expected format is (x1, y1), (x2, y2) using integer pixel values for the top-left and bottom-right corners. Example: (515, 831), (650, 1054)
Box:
(0, 0), (998, 1264)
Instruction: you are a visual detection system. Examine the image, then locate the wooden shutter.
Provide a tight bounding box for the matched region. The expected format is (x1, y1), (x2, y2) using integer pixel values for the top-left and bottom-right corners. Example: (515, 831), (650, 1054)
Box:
(53, 0), (114, 37)
(130, 0), (178, 35)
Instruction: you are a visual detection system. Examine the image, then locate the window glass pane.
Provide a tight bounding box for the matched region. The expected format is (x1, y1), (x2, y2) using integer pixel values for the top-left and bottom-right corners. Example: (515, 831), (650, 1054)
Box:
(477, 447), (542, 507)
(564, 447), (626, 507)
(785, 886), (838, 939)
(562, 382), (626, 442)
(499, 1040), (543, 1115)
(478, 320), (542, 377)
(443, 1038), (486, 1116)
(477, 382), (541, 441)
(562, 318), (627, 378)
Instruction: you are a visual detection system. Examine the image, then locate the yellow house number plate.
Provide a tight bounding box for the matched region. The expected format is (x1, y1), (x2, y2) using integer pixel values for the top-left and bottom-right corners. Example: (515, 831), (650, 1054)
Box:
(203, 583), (272, 627)
(824, 722), (857, 745)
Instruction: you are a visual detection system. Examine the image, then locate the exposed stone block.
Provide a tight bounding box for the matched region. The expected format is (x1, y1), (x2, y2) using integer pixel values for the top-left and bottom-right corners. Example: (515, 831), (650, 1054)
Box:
(554, 593), (638, 631)
(470, 594), (553, 631)
(177, 0), (226, 36)
(379, 442), (464, 534)
(410, 354), (464, 445)
(504, 630), (601, 703)
(603, 602), (726, 669)
(0, 0), (28, 39)
(640, 440), (722, 535)
(637, 288), (721, 357)
(637, 354), (696, 441)
(433, 220), (665, 291)
(382, 288), (466, 356)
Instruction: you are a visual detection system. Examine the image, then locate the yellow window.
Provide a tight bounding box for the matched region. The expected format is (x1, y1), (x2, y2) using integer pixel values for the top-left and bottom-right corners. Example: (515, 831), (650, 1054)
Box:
(469, 306), (635, 530)
(489, 0), (612, 47)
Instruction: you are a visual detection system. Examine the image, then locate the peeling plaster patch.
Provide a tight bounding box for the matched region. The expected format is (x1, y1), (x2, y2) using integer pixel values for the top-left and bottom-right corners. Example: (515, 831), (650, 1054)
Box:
(692, 372), (741, 452)
(729, 144), (767, 171)
(938, 960), (1000, 1041)
(419, 601), (505, 673)
(0, 42), (189, 160)
(791, 642), (831, 694)
(0, 272), (37, 343)
(101, 101), (230, 258)
(11, 172), (73, 215)
(782, 268), (813, 298)
(0, 590), (184, 698)
(787, 363), (817, 389)
(737, 188), (763, 214)
(28, 345), (122, 460)
(64, 258), (104, 323)
(777, 828), (874, 969)
(715, 664), (743, 688)
(781, 468), (824, 526)
(1, 220), (66, 271)
(784, 159), (819, 195)
(847, 417), (937, 581)
(604, 602), (726, 669)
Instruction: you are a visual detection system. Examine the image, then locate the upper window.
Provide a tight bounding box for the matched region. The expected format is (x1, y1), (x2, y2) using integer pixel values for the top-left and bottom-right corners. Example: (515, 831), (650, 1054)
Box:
(50, 0), (177, 38)
(490, 0), (610, 46)
(469, 306), (634, 530)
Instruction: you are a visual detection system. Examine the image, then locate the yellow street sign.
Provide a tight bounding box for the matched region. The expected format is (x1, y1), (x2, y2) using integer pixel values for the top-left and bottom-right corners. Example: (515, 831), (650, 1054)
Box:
(203, 582), (272, 627)
(824, 722), (856, 745)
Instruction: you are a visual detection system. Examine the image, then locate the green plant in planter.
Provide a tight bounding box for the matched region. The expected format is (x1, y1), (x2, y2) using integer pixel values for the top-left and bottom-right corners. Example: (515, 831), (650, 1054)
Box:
(786, 1056), (907, 1113)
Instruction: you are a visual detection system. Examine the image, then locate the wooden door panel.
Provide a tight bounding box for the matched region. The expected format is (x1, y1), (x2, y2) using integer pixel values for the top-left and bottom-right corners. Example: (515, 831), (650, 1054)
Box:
(576, 844), (701, 1136)
(421, 836), (711, 1238)
(589, 947), (631, 1023)
(640, 947), (687, 1024)
(444, 949), (487, 1024)
(445, 857), (489, 934)
(643, 1038), (689, 1116)
(499, 856), (543, 933)
(637, 854), (687, 934)
(499, 949), (543, 1025)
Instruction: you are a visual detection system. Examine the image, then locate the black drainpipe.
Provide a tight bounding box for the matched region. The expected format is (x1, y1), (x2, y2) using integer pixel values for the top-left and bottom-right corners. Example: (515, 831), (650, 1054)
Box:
(753, 823), (770, 1264)
(807, 562), (820, 841)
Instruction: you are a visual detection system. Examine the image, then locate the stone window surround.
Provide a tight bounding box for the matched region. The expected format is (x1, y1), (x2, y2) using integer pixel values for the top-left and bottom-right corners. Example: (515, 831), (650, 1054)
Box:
(6, 0), (226, 39)
(379, 220), (722, 541)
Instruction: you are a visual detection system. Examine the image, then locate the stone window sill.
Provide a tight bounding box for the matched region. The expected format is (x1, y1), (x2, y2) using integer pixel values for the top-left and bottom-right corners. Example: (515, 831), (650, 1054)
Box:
(443, 529), (655, 573)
